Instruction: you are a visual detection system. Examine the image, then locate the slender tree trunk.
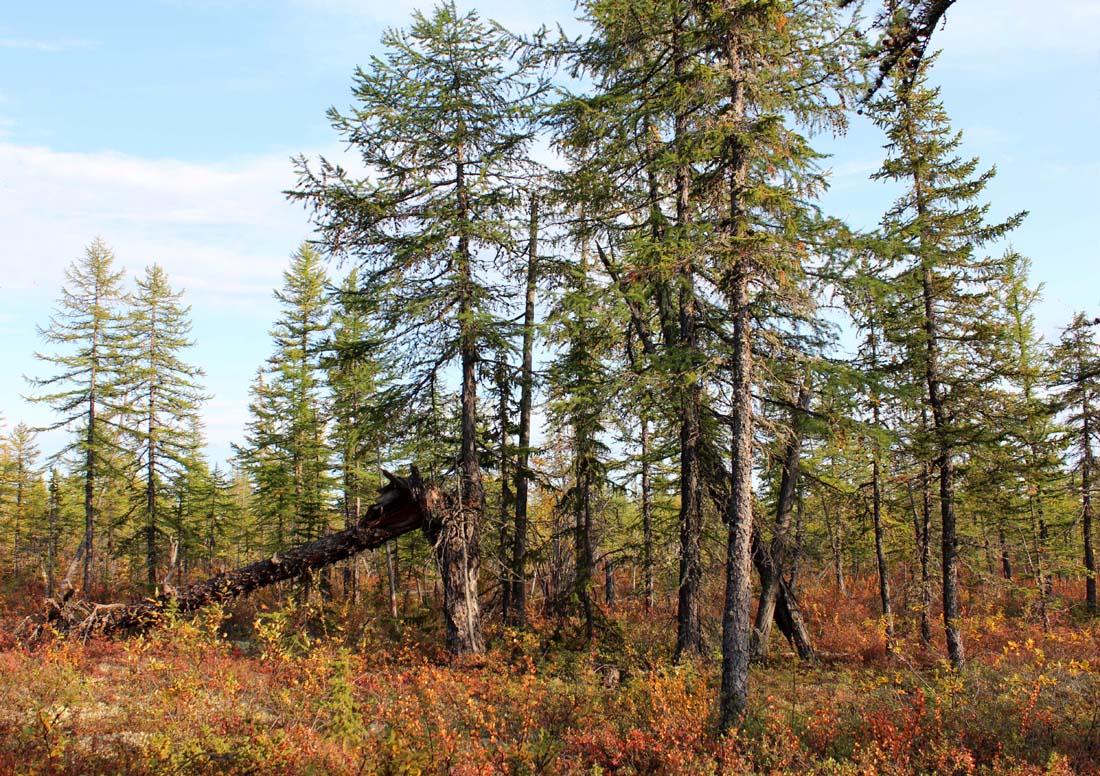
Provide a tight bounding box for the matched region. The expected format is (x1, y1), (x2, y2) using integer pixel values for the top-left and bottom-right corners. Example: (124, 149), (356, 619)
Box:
(146, 386), (158, 590)
(444, 143), (485, 656)
(999, 525), (1012, 580)
(1031, 496), (1050, 631)
(922, 265), (965, 670)
(641, 417), (654, 612)
(672, 9), (704, 662)
(721, 258), (755, 730)
(871, 444), (895, 651)
(718, 24), (757, 731)
(46, 476), (59, 598)
(497, 356), (514, 621)
(509, 193), (538, 628)
(1084, 411), (1096, 614)
(575, 453), (596, 641)
(83, 396), (96, 595)
(752, 379), (809, 660)
(751, 529), (814, 660)
(822, 493), (847, 596)
(385, 540), (398, 617)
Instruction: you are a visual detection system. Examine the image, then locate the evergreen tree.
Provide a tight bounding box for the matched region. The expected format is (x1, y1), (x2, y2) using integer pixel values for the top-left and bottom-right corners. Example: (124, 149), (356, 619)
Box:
(238, 244), (333, 549)
(870, 54), (1025, 668)
(125, 263), (208, 589)
(292, 1), (545, 654)
(1, 423), (43, 574)
(269, 244), (333, 544)
(1052, 312), (1100, 614)
(28, 238), (128, 594)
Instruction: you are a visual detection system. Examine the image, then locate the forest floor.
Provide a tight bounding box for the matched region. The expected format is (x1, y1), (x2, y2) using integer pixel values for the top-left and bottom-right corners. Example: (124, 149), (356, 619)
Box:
(0, 576), (1097, 776)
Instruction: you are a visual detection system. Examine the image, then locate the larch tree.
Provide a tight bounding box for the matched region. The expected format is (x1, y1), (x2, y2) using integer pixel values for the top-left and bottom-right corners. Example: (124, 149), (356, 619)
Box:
(238, 245), (334, 550)
(685, 0), (855, 728)
(125, 263), (208, 589)
(271, 244), (333, 545)
(326, 266), (391, 597)
(506, 192), (541, 627)
(2, 423), (42, 574)
(554, 0), (713, 658)
(869, 53), (1024, 669)
(28, 238), (128, 595)
(1052, 312), (1100, 614)
(291, 1), (545, 655)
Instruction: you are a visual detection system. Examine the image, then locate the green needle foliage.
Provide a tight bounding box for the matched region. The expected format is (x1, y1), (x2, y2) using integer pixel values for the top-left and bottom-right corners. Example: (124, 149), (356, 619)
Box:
(291, 1), (547, 655)
(28, 238), (129, 594)
(125, 263), (208, 589)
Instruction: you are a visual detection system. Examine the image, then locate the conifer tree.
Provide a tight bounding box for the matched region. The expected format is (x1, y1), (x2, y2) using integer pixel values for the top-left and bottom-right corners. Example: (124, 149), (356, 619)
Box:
(1052, 313), (1100, 614)
(28, 238), (128, 594)
(239, 245), (333, 549)
(125, 263), (208, 589)
(2, 423), (43, 573)
(870, 54), (1025, 669)
(990, 253), (1063, 628)
(270, 244), (333, 544)
(292, 1), (545, 654)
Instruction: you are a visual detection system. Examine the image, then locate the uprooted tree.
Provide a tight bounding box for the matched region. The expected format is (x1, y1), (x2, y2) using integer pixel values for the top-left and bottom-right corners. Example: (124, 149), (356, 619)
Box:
(23, 469), (441, 642)
(22, 463), (817, 664)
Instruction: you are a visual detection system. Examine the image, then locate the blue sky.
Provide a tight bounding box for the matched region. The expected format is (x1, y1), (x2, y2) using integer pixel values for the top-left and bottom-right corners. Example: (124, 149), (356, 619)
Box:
(1, 0), (1097, 465)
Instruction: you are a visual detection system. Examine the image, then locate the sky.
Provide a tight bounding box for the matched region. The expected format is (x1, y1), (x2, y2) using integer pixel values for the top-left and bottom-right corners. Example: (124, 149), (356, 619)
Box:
(0, 0), (1097, 466)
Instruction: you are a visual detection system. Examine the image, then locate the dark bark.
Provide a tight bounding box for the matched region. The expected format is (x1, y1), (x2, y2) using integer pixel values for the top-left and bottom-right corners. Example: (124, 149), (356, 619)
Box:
(449, 139), (486, 656)
(1081, 383), (1097, 614)
(34, 470), (436, 641)
(721, 260), (754, 731)
(751, 530), (815, 661)
(641, 417), (654, 612)
(508, 193), (539, 627)
(718, 22), (754, 732)
(751, 379), (810, 660)
(672, 9), (704, 662)
(496, 356), (514, 621)
(922, 263), (964, 670)
(999, 525), (1012, 580)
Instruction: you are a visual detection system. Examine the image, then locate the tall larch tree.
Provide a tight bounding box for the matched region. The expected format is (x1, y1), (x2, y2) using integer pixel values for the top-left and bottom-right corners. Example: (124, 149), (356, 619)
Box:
(269, 244), (333, 544)
(292, 1), (545, 655)
(28, 238), (128, 595)
(870, 54), (1024, 669)
(1052, 313), (1100, 614)
(126, 263), (208, 589)
(690, 1), (855, 728)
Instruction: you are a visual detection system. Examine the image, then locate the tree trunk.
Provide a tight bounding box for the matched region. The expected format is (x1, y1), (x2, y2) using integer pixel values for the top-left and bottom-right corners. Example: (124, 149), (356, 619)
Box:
(641, 417), (654, 612)
(672, 9), (704, 662)
(822, 493), (847, 596)
(509, 193), (539, 628)
(871, 452), (895, 651)
(1082, 406), (1096, 614)
(497, 356), (514, 622)
(721, 260), (755, 730)
(36, 470), (436, 640)
(751, 529), (814, 660)
(752, 379), (810, 660)
(923, 263), (965, 670)
(447, 142), (486, 656)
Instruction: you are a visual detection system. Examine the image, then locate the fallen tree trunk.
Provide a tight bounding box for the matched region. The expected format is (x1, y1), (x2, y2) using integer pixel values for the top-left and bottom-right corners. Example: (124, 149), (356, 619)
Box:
(23, 469), (436, 641)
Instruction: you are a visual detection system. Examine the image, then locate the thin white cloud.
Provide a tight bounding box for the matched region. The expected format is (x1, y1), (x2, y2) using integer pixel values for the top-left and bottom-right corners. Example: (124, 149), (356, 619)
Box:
(0, 141), (324, 306)
(0, 37), (97, 52)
